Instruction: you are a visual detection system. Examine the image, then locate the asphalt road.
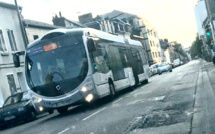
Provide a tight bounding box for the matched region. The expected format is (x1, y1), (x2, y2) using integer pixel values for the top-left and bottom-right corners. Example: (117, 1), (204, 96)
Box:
(1, 60), (203, 134)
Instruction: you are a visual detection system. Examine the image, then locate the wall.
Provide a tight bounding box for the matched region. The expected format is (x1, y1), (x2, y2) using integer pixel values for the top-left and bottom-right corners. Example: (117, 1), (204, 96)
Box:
(165, 49), (171, 63)
(25, 27), (52, 43)
(0, 6), (25, 102)
(204, 0), (215, 18)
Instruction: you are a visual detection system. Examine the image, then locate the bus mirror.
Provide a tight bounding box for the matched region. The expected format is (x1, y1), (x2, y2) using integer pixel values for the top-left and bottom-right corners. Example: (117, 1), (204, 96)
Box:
(13, 53), (20, 67)
(87, 38), (96, 52)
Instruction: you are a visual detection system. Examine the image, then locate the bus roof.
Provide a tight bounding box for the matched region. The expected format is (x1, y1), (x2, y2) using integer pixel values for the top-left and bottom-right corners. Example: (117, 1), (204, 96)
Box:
(27, 28), (142, 48)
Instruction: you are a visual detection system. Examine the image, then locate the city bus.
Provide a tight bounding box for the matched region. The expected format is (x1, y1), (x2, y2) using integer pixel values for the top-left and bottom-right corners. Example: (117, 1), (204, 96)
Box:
(13, 28), (149, 114)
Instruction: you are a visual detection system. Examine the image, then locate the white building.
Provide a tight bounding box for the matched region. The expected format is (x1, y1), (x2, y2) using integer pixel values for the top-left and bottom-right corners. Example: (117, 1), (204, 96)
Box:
(195, 0), (208, 39)
(0, 2), (26, 105)
(142, 19), (163, 64)
(23, 19), (60, 43)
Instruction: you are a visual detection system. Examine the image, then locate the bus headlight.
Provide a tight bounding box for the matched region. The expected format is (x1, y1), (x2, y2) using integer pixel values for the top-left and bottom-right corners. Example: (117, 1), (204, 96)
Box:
(85, 94), (94, 102)
(38, 106), (44, 111)
(81, 86), (87, 92)
(37, 98), (42, 103)
(32, 97), (43, 103)
(81, 84), (92, 92)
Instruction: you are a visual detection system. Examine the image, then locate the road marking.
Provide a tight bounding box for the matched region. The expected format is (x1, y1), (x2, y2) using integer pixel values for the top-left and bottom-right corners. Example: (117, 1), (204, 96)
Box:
(126, 95), (165, 105)
(133, 90), (152, 97)
(58, 128), (70, 134)
(113, 98), (123, 104)
(82, 107), (106, 121)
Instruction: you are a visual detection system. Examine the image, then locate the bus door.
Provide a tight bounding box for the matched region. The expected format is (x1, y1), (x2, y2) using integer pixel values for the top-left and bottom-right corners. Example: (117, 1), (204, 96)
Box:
(126, 48), (144, 85)
(106, 45), (126, 81)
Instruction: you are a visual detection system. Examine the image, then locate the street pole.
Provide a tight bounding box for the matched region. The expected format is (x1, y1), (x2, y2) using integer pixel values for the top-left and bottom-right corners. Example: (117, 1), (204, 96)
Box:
(14, 0), (28, 48)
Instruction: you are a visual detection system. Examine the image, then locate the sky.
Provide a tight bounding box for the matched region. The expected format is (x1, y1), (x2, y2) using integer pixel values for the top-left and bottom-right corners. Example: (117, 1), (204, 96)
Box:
(1, 0), (198, 48)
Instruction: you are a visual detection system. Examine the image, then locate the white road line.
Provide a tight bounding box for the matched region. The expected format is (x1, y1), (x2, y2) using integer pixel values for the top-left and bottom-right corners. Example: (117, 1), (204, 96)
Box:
(113, 98), (123, 104)
(58, 128), (70, 134)
(82, 107), (106, 121)
(126, 95), (165, 106)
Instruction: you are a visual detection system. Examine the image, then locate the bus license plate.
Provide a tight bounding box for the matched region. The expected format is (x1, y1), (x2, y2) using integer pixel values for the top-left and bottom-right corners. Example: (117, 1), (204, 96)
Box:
(4, 116), (15, 121)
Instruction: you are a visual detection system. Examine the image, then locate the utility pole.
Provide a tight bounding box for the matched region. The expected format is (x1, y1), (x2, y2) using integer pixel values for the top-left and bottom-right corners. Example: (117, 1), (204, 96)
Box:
(14, 0), (28, 48)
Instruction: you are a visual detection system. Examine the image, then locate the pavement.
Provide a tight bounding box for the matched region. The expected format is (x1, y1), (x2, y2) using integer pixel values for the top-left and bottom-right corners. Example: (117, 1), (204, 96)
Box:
(1, 60), (215, 134)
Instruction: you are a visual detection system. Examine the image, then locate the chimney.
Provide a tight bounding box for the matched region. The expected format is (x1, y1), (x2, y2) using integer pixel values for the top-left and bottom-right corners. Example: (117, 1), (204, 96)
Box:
(59, 12), (62, 17)
(78, 13), (93, 24)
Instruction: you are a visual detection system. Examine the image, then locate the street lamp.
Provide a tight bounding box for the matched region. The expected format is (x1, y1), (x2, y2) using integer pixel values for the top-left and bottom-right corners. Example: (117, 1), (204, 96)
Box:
(14, 0), (28, 48)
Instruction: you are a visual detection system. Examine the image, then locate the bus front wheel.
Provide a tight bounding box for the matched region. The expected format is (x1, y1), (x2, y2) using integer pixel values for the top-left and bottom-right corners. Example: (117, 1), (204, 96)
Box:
(109, 83), (116, 100)
(57, 107), (68, 114)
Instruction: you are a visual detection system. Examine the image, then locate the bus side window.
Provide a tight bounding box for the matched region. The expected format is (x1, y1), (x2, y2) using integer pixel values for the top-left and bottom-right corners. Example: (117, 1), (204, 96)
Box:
(92, 43), (109, 73)
(119, 48), (129, 68)
(105, 42), (126, 81)
(132, 49), (141, 62)
(138, 49), (147, 65)
(132, 48), (144, 74)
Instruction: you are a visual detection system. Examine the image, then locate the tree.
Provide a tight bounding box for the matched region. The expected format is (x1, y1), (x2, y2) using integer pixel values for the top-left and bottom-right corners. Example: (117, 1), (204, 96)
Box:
(172, 42), (187, 57)
(190, 34), (203, 58)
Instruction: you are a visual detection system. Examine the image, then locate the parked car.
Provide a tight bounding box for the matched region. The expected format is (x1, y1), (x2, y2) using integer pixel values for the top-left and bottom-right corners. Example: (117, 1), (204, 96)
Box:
(169, 62), (175, 68)
(173, 59), (181, 67)
(149, 64), (159, 75)
(158, 62), (172, 75)
(0, 92), (37, 129)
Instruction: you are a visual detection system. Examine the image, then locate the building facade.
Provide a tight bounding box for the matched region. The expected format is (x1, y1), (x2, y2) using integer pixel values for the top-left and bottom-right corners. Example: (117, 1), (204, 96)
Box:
(195, 0), (208, 39)
(78, 11), (132, 39)
(141, 19), (163, 65)
(204, 0), (215, 36)
(0, 2), (26, 105)
(195, 0), (215, 61)
(78, 10), (162, 65)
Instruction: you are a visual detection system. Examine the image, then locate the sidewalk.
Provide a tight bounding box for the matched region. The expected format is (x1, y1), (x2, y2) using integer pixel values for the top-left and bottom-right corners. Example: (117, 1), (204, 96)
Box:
(191, 60), (215, 134)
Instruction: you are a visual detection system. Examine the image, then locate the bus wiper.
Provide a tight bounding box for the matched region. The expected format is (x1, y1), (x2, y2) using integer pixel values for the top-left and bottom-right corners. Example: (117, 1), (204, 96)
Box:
(27, 70), (34, 89)
(26, 57), (34, 89)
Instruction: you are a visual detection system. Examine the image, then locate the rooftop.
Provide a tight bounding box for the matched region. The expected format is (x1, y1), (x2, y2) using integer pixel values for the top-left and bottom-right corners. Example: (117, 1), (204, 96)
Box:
(0, 1), (22, 10)
(63, 17), (85, 27)
(100, 10), (138, 20)
(23, 19), (61, 29)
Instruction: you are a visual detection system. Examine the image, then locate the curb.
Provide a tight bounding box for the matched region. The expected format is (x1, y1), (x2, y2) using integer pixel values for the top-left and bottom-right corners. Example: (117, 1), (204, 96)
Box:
(191, 62), (215, 134)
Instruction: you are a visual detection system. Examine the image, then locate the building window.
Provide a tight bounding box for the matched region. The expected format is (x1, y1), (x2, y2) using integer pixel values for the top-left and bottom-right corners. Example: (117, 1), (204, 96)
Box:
(152, 52), (155, 58)
(147, 29), (150, 35)
(150, 41), (152, 47)
(129, 20), (134, 26)
(33, 35), (39, 40)
(113, 22), (119, 33)
(155, 52), (158, 58)
(136, 20), (139, 26)
(7, 29), (17, 51)
(0, 29), (7, 52)
(158, 52), (161, 57)
(154, 32), (156, 37)
(122, 18), (126, 23)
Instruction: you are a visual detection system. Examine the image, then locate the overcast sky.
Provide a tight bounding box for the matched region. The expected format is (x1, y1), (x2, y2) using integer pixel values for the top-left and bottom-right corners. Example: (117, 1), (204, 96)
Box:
(1, 0), (198, 48)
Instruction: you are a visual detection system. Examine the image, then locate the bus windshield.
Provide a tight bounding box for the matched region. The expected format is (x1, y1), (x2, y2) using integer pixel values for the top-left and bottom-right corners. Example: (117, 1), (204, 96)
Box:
(26, 35), (88, 97)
